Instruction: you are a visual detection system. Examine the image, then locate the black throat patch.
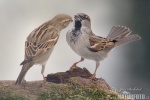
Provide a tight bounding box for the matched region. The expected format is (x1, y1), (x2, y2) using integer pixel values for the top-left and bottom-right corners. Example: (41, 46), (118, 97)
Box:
(75, 20), (81, 31)
(70, 20), (82, 43)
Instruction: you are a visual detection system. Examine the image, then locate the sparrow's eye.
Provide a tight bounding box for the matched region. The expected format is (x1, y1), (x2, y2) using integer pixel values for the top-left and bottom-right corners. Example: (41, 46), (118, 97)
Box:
(81, 15), (88, 20)
(81, 16), (85, 19)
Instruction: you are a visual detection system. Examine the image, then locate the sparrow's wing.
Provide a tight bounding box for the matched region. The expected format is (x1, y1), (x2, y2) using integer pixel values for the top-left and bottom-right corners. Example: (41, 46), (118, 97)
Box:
(21, 24), (59, 65)
(88, 35), (116, 52)
(88, 26), (141, 52)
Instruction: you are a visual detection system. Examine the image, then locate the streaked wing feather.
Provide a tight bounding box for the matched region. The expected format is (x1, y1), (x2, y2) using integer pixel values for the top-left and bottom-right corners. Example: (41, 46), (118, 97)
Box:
(24, 26), (59, 61)
(25, 35), (58, 59)
(88, 35), (115, 52)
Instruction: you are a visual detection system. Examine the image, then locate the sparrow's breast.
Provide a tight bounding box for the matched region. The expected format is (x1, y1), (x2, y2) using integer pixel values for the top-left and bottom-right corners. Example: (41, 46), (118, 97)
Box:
(66, 29), (83, 54)
(67, 29), (108, 61)
(67, 29), (91, 57)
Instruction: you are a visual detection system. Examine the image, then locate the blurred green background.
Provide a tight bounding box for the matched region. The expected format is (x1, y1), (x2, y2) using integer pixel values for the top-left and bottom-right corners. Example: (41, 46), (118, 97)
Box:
(0, 0), (149, 97)
(118, 0), (150, 97)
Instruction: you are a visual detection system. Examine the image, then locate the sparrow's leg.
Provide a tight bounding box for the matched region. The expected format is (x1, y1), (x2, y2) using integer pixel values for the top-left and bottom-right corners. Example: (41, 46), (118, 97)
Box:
(41, 64), (46, 82)
(69, 57), (84, 70)
(90, 61), (99, 80)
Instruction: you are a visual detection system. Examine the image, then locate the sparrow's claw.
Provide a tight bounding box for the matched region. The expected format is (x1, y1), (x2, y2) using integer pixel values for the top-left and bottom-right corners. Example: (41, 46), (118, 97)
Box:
(42, 74), (47, 83)
(69, 57), (84, 71)
(22, 79), (27, 84)
(21, 79), (27, 89)
(43, 78), (46, 83)
(69, 63), (77, 71)
(89, 73), (96, 80)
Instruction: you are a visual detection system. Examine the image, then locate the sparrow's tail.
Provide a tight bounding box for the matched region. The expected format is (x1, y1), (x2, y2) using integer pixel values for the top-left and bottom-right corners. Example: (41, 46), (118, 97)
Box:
(107, 25), (141, 47)
(15, 62), (33, 85)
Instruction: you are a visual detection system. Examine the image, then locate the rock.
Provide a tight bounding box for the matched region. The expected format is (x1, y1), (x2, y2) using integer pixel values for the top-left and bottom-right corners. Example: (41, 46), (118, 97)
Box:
(46, 67), (92, 83)
(69, 77), (111, 92)
(46, 67), (111, 92)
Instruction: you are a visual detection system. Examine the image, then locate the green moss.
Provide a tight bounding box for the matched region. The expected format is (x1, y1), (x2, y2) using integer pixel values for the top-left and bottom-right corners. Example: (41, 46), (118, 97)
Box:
(36, 79), (121, 100)
(0, 89), (26, 100)
(0, 79), (127, 100)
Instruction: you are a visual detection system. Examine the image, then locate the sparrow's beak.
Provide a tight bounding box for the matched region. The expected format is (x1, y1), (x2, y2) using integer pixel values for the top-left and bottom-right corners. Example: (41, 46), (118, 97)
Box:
(74, 14), (82, 21)
(70, 19), (73, 22)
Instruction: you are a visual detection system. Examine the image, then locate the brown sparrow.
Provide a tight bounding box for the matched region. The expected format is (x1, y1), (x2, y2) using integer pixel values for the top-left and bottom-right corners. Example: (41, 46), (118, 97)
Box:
(16, 14), (72, 85)
(66, 13), (141, 79)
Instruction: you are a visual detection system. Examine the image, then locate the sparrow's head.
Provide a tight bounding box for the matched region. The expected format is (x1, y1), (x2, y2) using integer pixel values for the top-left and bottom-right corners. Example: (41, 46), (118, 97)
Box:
(74, 13), (91, 22)
(74, 13), (91, 28)
(52, 14), (73, 29)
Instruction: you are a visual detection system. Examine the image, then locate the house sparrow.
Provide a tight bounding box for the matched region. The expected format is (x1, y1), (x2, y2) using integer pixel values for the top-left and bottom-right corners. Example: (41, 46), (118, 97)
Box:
(16, 14), (72, 85)
(66, 13), (141, 79)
